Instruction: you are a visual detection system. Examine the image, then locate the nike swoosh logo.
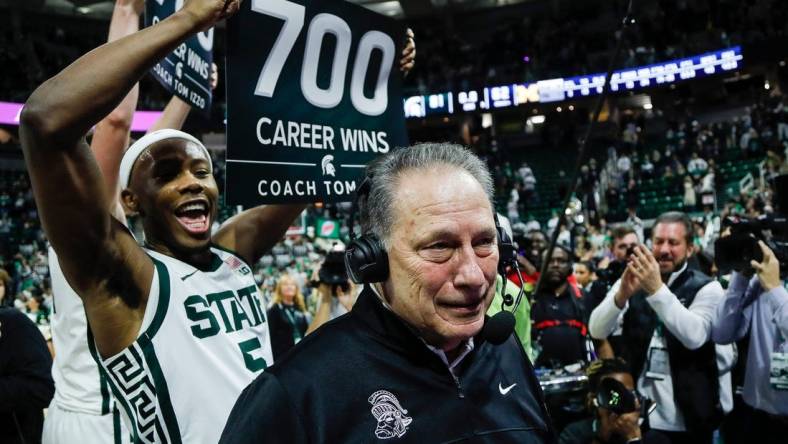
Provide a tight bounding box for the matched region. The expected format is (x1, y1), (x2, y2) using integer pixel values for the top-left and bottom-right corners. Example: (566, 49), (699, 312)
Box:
(181, 270), (198, 281)
(498, 382), (517, 395)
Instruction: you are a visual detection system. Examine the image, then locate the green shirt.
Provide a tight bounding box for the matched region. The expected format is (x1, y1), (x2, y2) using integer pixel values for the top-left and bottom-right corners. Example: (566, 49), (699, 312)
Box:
(487, 275), (533, 360)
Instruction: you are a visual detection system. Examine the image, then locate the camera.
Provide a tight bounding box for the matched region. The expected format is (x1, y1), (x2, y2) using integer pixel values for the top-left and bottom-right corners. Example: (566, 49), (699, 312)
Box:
(716, 173), (788, 276)
(317, 251), (351, 294)
(715, 214), (788, 276)
(595, 378), (656, 417)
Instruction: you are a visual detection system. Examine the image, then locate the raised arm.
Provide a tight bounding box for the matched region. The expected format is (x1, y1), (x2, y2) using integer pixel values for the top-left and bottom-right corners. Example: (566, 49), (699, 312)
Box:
(20, 0), (241, 356)
(91, 0), (145, 219)
(213, 204), (306, 265)
(711, 272), (754, 344)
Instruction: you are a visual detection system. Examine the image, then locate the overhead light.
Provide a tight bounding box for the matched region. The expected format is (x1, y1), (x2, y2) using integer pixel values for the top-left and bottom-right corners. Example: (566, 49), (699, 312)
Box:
(361, 1), (404, 17)
(568, 105), (574, 111)
(765, 80), (771, 90)
(481, 113), (493, 129)
(643, 103), (653, 110)
(556, 106), (562, 112)
(528, 115), (546, 124)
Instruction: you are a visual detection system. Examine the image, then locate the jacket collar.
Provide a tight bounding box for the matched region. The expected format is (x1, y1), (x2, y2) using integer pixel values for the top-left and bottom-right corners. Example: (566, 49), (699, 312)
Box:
(350, 285), (483, 372)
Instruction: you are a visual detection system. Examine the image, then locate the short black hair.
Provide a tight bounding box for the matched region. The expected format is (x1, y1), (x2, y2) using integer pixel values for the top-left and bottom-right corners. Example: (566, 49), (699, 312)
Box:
(546, 244), (575, 263)
(577, 260), (595, 274)
(586, 358), (631, 393)
(653, 211), (693, 245)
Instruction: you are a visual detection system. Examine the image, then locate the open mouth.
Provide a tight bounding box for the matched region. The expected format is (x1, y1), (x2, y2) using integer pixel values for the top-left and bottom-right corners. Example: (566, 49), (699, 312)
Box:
(174, 200), (210, 235)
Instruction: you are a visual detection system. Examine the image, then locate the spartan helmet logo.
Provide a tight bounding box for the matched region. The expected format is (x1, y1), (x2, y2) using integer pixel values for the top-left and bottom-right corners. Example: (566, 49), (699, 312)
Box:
(368, 390), (412, 439)
(321, 155), (336, 177)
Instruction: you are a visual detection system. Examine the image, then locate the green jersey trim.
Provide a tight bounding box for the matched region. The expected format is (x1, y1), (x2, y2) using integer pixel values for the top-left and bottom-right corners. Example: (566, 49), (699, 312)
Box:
(98, 355), (111, 415)
(139, 338), (182, 444)
(142, 257), (171, 340)
(113, 407), (122, 444)
(86, 327), (140, 443)
(138, 255), (182, 443)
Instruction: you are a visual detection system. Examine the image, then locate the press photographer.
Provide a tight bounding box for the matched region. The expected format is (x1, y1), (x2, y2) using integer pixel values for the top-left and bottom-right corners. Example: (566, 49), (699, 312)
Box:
(559, 358), (666, 444)
(712, 175), (788, 443)
(305, 250), (356, 334)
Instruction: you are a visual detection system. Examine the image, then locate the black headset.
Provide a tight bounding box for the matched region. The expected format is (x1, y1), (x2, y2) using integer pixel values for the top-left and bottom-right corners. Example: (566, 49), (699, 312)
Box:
(344, 176), (389, 284)
(344, 174), (519, 289)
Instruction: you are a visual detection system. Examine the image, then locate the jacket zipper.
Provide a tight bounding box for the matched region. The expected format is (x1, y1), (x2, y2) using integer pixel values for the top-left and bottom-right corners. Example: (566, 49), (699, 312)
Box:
(450, 371), (465, 399)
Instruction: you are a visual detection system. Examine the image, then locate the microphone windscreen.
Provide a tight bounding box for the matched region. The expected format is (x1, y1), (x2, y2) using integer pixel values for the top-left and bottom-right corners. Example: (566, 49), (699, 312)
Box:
(481, 311), (515, 345)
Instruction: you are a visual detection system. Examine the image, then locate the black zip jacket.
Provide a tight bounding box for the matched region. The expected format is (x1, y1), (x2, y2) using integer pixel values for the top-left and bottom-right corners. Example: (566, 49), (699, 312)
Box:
(221, 287), (555, 443)
(0, 308), (55, 444)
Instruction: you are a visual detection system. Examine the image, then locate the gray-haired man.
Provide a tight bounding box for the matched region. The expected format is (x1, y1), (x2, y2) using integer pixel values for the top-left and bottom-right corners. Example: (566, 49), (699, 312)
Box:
(220, 143), (554, 443)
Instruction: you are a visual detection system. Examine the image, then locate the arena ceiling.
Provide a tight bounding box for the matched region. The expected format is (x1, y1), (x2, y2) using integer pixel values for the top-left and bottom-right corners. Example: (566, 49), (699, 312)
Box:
(2, 0), (537, 19)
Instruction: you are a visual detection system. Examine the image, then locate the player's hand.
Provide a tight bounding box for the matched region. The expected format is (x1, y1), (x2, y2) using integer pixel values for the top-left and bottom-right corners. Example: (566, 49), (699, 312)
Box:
(629, 245), (662, 296)
(210, 62), (219, 91)
(181, 0), (243, 30)
(751, 240), (781, 291)
(400, 28), (415, 76)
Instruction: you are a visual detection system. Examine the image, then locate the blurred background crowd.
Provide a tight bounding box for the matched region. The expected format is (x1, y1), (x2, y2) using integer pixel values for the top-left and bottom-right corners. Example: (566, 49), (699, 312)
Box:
(2, 0), (788, 443)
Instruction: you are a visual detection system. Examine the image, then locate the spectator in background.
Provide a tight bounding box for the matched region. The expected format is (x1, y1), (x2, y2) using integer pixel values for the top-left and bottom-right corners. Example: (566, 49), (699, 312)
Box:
(560, 358), (670, 444)
(617, 153), (632, 182)
(625, 208), (644, 243)
(712, 241), (788, 443)
(0, 269), (11, 308)
(267, 274), (311, 361)
(574, 261), (596, 293)
(682, 177), (697, 211)
(25, 287), (49, 326)
(687, 152), (708, 179)
(0, 307), (55, 444)
(519, 161), (537, 192)
(532, 246), (591, 368)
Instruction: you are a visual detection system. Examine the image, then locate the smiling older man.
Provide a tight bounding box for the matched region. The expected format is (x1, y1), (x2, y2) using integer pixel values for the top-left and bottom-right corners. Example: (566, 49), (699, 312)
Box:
(220, 143), (554, 443)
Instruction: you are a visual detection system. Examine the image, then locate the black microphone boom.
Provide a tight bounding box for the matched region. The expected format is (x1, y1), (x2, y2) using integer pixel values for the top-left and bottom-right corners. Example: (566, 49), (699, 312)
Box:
(534, 0), (635, 296)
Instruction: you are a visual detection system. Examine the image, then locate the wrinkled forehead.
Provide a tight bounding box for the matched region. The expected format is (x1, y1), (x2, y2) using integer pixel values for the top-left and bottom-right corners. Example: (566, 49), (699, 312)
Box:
(392, 166), (493, 219)
(652, 222), (688, 242)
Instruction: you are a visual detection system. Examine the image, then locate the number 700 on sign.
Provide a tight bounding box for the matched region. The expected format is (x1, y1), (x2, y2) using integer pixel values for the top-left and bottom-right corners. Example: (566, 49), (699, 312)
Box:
(249, 0), (397, 117)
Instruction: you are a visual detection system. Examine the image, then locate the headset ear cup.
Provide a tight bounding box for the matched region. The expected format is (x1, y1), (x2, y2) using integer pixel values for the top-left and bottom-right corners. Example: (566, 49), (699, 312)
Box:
(344, 235), (389, 284)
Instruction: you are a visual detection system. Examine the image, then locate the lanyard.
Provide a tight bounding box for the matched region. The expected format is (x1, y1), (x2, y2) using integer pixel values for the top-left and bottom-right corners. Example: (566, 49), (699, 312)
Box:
(280, 305), (303, 343)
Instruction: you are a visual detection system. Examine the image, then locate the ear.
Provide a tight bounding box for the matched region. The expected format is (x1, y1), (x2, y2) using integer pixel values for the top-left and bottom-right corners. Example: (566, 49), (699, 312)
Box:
(120, 189), (142, 217)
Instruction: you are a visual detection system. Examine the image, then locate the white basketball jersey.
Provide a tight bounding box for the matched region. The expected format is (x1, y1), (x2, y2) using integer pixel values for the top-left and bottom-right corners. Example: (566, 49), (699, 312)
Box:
(94, 247), (272, 444)
(48, 247), (112, 416)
